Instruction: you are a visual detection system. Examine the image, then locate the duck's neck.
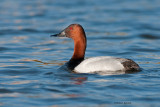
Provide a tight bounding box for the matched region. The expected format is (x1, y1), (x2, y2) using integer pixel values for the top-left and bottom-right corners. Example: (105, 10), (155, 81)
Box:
(67, 27), (87, 70)
(71, 37), (86, 60)
(68, 37), (86, 70)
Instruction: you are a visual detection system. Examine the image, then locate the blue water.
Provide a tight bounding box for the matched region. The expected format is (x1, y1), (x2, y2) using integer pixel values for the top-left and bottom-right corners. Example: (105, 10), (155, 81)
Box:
(0, 0), (160, 106)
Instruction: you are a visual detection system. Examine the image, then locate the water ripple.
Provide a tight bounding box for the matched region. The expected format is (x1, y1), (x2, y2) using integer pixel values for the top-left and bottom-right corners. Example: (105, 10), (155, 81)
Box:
(0, 47), (9, 51)
(0, 69), (42, 75)
(0, 0), (160, 106)
(0, 89), (13, 93)
(0, 29), (59, 35)
(139, 34), (160, 40)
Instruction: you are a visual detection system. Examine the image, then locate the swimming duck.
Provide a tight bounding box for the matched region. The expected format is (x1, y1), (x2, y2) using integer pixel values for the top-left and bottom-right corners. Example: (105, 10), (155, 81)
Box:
(51, 24), (140, 73)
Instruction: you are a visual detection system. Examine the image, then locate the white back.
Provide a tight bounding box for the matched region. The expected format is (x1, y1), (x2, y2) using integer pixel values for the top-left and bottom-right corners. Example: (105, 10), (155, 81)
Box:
(74, 56), (125, 73)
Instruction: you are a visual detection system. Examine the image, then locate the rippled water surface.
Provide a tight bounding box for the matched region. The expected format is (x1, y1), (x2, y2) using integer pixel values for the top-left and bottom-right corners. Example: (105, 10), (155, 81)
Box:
(0, 0), (160, 107)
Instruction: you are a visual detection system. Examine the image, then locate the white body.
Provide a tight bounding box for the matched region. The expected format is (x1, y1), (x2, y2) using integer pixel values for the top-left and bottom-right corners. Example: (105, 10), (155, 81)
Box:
(74, 56), (126, 73)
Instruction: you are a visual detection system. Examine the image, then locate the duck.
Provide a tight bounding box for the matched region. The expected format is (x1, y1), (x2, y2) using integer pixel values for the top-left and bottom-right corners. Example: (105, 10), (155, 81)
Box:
(51, 24), (140, 74)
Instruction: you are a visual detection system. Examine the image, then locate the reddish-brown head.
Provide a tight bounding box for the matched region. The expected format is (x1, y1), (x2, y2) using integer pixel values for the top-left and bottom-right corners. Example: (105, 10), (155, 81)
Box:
(51, 24), (86, 40)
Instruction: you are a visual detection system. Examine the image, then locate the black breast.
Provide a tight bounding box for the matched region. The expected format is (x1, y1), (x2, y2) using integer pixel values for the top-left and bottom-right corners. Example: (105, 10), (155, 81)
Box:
(67, 58), (84, 70)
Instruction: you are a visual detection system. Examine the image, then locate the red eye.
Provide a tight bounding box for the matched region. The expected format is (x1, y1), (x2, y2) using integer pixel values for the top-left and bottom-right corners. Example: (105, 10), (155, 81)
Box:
(69, 27), (73, 30)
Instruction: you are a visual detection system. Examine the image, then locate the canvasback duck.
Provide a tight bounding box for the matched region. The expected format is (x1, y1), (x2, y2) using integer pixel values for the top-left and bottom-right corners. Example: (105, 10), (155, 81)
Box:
(51, 24), (140, 74)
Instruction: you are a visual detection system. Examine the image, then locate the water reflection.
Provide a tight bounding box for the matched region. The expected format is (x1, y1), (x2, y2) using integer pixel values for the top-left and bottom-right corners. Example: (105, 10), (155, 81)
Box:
(0, 0), (160, 106)
(1, 80), (38, 85)
(0, 93), (20, 98)
(70, 77), (87, 85)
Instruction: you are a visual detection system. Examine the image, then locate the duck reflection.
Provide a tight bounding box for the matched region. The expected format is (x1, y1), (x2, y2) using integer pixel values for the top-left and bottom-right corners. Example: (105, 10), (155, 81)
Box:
(70, 76), (87, 85)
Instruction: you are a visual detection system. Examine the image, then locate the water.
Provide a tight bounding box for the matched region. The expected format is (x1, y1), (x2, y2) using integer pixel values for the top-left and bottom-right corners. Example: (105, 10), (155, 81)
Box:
(0, 0), (160, 106)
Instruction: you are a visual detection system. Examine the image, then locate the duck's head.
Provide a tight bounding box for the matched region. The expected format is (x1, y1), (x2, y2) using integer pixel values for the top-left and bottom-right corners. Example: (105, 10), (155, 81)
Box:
(51, 24), (86, 40)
